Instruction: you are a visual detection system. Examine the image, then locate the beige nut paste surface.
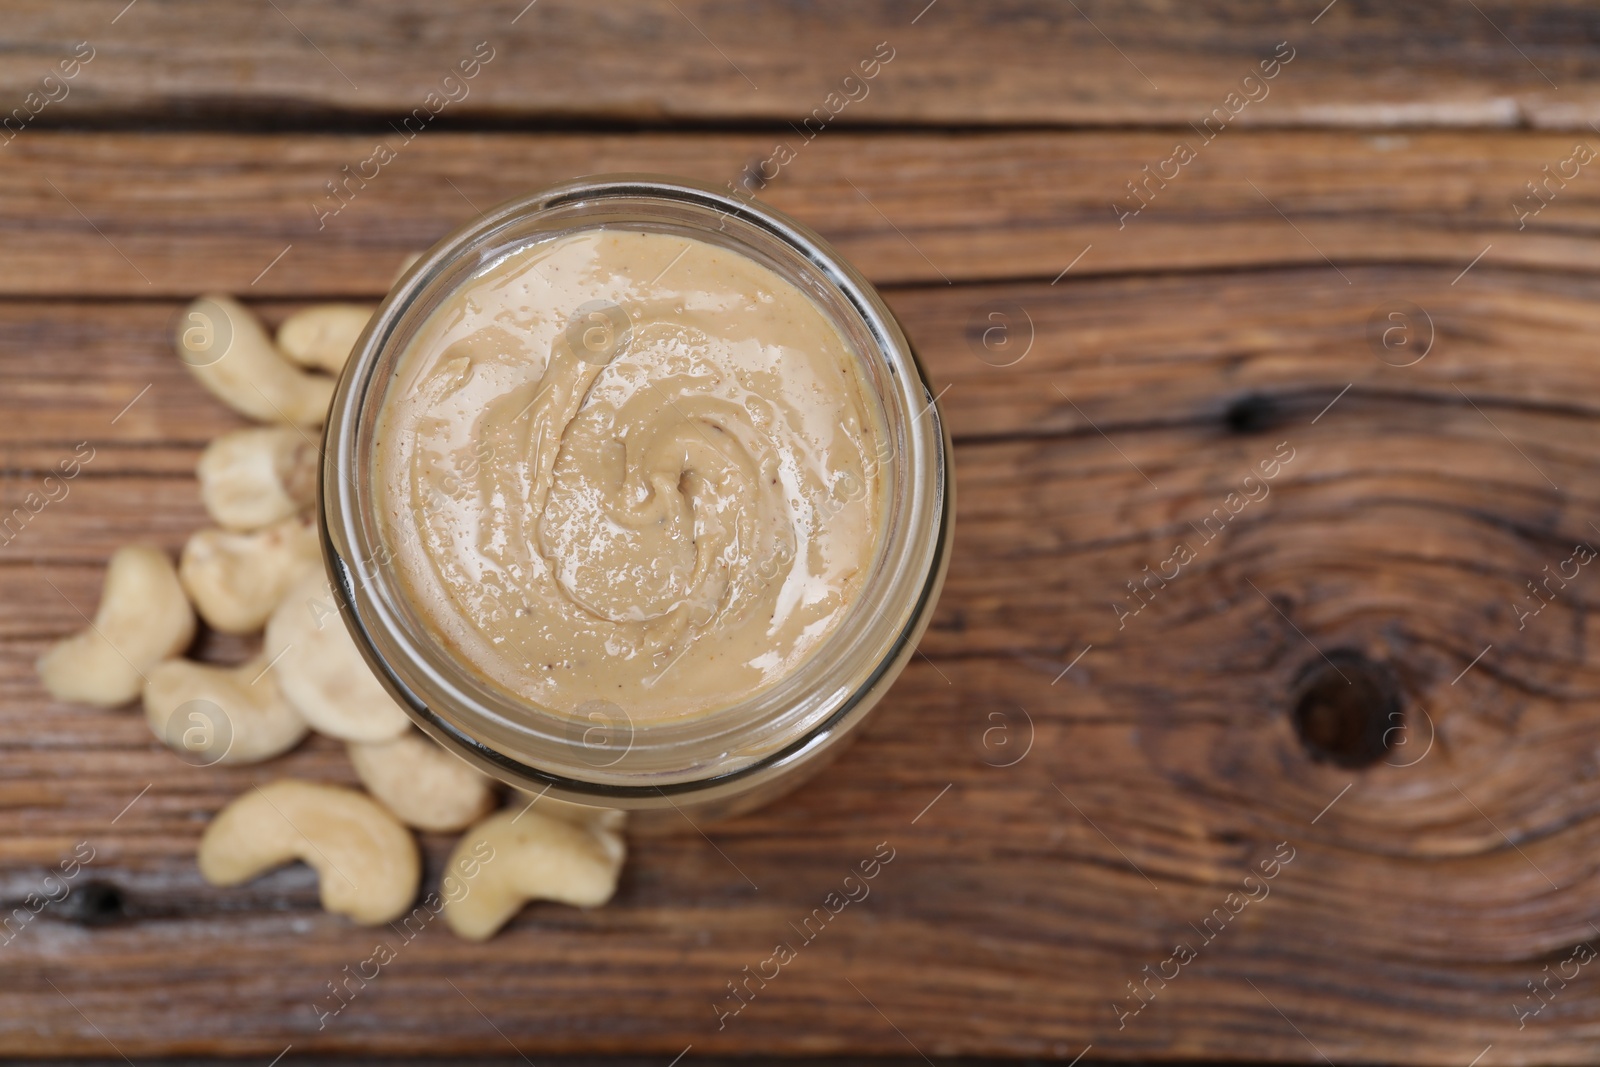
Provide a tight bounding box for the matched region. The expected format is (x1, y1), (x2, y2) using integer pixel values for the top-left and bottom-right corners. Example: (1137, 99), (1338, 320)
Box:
(375, 230), (885, 722)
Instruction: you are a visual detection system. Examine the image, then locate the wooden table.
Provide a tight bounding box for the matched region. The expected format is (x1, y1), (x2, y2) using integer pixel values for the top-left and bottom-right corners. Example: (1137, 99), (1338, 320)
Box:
(5, 2), (1600, 1062)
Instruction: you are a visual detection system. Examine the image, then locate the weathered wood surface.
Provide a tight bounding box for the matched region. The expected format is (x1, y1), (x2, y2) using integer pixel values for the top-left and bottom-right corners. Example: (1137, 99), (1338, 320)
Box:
(5, 1), (1600, 1061)
(5, 248), (1600, 1060)
(0, 1), (1598, 129)
(2, 131), (1600, 297)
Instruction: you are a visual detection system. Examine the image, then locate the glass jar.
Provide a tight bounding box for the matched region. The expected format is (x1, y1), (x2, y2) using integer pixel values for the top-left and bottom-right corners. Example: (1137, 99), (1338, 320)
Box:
(320, 175), (951, 826)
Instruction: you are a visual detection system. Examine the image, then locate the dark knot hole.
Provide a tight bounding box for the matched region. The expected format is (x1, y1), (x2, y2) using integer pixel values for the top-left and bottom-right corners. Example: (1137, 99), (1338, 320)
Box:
(1224, 392), (1280, 434)
(1290, 651), (1401, 768)
(64, 880), (127, 926)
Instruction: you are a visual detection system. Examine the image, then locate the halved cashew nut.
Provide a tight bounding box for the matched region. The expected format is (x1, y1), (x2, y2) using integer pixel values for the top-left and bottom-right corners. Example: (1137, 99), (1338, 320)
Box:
(179, 518), (321, 634)
(197, 427), (318, 532)
(442, 807), (626, 941)
(199, 780), (419, 925)
(276, 304), (373, 375)
(265, 572), (410, 742)
(175, 295), (334, 424)
(144, 656), (309, 764)
(37, 545), (196, 707)
(347, 731), (496, 832)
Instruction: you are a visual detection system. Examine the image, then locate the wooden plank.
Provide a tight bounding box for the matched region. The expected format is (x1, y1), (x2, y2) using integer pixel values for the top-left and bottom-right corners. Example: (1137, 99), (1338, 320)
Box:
(0, 1), (1597, 129)
(2, 130), (1600, 297)
(3, 255), (1600, 1059)
(2, 261), (1595, 462)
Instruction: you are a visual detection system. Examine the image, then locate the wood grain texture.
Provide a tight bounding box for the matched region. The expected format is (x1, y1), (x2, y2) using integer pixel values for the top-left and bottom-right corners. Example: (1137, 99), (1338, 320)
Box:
(0, 1), (1597, 129)
(3, 249), (1600, 1060)
(3, 130), (1600, 298)
(5, 4), (1600, 1057)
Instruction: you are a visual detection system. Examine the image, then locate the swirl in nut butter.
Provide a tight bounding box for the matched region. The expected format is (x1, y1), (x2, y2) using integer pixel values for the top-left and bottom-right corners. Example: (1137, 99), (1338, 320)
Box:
(375, 230), (886, 722)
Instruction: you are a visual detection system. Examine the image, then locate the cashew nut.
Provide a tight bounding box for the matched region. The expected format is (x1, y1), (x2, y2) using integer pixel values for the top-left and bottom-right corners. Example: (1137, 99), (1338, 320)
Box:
(198, 780), (419, 925)
(276, 304), (373, 375)
(347, 731), (496, 832)
(514, 787), (628, 833)
(179, 518), (322, 634)
(393, 251), (423, 285)
(265, 572), (410, 742)
(175, 295), (334, 424)
(442, 807), (626, 941)
(197, 427), (318, 532)
(37, 545), (196, 707)
(144, 656), (309, 764)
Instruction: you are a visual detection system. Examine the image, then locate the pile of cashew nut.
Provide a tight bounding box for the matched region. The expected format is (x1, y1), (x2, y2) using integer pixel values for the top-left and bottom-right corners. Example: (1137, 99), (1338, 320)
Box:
(37, 285), (625, 937)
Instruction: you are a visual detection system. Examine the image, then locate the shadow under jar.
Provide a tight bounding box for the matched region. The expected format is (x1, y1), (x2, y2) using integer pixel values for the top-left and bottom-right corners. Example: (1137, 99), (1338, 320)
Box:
(321, 176), (951, 828)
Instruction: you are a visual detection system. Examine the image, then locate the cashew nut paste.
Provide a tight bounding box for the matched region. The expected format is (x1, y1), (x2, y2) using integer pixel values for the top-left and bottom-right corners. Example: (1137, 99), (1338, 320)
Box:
(375, 229), (885, 723)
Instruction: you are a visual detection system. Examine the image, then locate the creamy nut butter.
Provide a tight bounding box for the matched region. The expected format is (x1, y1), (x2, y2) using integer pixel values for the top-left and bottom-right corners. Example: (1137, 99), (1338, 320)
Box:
(374, 229), (886, 723)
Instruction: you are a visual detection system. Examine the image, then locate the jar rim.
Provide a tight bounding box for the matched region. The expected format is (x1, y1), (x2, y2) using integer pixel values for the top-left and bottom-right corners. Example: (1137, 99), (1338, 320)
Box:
(321, 174), (949, 803)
